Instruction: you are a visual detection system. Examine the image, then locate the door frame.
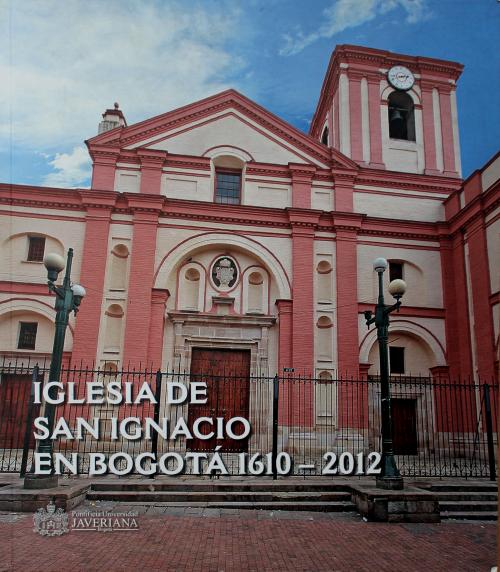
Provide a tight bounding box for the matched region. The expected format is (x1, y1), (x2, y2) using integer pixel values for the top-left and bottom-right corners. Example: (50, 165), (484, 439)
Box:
(188, 347), (251, 453)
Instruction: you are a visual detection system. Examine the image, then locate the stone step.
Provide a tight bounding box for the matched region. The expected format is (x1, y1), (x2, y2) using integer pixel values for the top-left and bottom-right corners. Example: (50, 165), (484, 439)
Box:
(439, 500), (498, 512)
(432, 491), (497, 502)
(91, 481), (352, 493)
(441, 511), (497, 521)
(87, 490), (352, 503)
(89, 499), (357, 512)
(428, 483), (497, 493)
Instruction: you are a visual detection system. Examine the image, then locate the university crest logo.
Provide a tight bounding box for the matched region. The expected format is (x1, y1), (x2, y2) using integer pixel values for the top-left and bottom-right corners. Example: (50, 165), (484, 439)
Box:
(33, 502), (70, 536)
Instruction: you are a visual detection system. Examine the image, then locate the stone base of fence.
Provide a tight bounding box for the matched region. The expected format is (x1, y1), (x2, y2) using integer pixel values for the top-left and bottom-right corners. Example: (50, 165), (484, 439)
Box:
(349, 483), (440, 522)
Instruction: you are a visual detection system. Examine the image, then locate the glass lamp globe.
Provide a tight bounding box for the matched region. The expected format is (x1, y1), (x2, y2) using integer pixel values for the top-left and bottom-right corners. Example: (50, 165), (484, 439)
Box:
(388, 279), (407, 298)
(43, 253), (65, 281)
(71, 284), (86, 306)
(373, 257), (388, 273)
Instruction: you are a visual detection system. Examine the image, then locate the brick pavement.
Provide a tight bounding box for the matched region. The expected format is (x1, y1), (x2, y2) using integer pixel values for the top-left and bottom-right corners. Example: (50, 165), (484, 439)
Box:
(0, 506), (496, 572)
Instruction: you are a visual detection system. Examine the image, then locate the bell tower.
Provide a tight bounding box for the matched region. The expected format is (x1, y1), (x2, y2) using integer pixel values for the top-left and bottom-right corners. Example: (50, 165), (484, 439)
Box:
(310, 45), (463, 177)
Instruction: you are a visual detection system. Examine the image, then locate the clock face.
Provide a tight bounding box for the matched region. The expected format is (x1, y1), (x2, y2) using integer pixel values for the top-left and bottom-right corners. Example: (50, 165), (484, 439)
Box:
(387, 65), (415, 91)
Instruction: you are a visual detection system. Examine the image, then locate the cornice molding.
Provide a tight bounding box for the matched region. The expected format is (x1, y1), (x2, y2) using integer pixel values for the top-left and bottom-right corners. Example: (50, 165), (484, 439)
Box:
(125, 193), (165, 213)
(137, 148), (168, 166)
(165, 154), (211, 172)
(84, 90), (366, 172)
(288, 163), (317, 182)
(246, 163), (290, 179)
(168, 310), (276, 327)
(79, 190), (117, 209)
(446, 185), (500, 236)
(287, 208), (321, 229)
(355, 168), (461, 194)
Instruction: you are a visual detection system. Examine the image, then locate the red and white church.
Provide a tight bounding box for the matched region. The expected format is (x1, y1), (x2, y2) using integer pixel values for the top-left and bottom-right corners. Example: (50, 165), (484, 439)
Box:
(1, 44), (498, 386)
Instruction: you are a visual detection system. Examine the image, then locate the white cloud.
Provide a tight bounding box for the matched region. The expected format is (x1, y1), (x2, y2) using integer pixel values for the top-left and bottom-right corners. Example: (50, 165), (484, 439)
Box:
(280, 0), (430, 56)
(43, 146), (91, 188)
(0, 0), (245, 184)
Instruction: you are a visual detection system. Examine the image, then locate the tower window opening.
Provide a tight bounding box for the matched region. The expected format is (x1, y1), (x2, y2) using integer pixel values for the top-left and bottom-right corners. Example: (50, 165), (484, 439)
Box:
(388, 91), (415, 141)
(321, 126), (329, 145)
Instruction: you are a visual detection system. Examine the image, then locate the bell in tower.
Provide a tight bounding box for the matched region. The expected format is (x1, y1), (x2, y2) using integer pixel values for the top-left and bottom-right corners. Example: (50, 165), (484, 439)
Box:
(389, 107), (406, 140)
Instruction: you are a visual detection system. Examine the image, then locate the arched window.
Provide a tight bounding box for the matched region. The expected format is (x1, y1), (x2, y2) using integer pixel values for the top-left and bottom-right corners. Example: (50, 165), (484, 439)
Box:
(321, 126), (329, 146)
(388, 91), (415, 141)
(213, 155), (244, 205)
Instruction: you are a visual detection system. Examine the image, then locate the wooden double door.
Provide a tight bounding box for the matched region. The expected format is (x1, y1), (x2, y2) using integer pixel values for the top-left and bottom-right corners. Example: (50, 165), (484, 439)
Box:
(391, 398), (418, 455)
(187, 348), (250, 452)
(0, 374), (39, 448)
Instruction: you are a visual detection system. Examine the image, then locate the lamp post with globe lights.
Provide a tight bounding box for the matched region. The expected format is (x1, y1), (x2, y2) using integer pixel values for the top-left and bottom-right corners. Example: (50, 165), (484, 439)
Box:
(364, 257), (406, 490)
(24, 248), (85, 489)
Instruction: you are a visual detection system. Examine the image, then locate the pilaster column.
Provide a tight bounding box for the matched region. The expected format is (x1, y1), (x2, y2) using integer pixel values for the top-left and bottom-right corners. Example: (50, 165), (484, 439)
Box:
(89, 146), (120, 191)
(122, 195), (164, 368)
(348, 74), (363, 163)
(465, 216), (496, 380)
(335, 218), (362, 431)
(420, 82), (440, 175)
(366, 74), (385, 168)
(71, 192), (116, 365)
(276, 299), (293, 425)
(147, 288), (169, 369)
(333, 90), (340, 150)
(334, 218), (362, 376)
(276, 299), (293, 373)
(288, 164), (316, 209)
(287, 211), (318, 428)
(333, 171), (356, 212)
(288, 210), (318, 374)
(439, 234), (472, 379)
(438, 86), (458, 177)
(359, 363), (371, 380)
(430, 365), (450, 382)
(137, 149), (167, 194)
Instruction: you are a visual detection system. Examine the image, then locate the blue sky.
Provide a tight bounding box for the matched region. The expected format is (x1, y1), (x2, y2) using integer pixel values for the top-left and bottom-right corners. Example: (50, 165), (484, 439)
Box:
(1, 0), (498, 188)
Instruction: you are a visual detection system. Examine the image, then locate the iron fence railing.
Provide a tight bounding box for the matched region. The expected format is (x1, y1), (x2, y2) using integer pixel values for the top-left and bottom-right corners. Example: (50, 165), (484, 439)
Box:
(0, 358), (497, 478)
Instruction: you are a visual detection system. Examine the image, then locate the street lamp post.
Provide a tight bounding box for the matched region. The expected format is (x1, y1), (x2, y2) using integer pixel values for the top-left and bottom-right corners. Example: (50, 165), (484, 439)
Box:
(24, 248), (85, 489)
(364, 257), (406, 490)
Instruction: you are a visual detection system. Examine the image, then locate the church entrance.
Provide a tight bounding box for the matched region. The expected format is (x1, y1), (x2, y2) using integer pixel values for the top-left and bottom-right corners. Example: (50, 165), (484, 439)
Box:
(391, 398), (418, 455)
(0, 374), (39, 448)
(187, 348), (251, 453)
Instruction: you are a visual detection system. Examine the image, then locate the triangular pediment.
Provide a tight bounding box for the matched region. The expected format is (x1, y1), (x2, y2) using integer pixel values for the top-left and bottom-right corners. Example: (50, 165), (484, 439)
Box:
(87, 90), (357, 170)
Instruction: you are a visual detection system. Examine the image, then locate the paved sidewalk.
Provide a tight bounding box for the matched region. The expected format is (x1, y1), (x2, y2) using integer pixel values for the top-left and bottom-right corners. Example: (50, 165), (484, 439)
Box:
(0, 506), (496, 572)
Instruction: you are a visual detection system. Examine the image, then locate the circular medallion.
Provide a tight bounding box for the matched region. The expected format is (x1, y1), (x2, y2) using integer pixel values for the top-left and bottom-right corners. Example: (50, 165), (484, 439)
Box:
(387, 65), (415, 91)
(211, 256), (238, 290)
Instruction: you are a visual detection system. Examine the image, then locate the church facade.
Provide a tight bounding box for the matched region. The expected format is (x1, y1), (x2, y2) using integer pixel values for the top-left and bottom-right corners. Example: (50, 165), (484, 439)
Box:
(1, 44), (498, 385)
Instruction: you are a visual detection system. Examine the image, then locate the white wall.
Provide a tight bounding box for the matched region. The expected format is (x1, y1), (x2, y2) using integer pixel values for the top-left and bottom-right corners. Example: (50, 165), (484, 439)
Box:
(147, 112), (322, 166)
(357, 243), (443, 308)
(0, 214), (86, 284)
(353, 190), (445, 222)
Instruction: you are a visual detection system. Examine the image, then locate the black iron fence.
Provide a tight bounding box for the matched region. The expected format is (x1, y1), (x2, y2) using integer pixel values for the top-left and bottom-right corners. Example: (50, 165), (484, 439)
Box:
(0, 358), (497, 479)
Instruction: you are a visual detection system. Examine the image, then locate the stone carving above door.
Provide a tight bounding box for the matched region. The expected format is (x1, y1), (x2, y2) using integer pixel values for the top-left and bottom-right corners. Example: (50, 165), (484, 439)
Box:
(211, 256), (238, 291)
